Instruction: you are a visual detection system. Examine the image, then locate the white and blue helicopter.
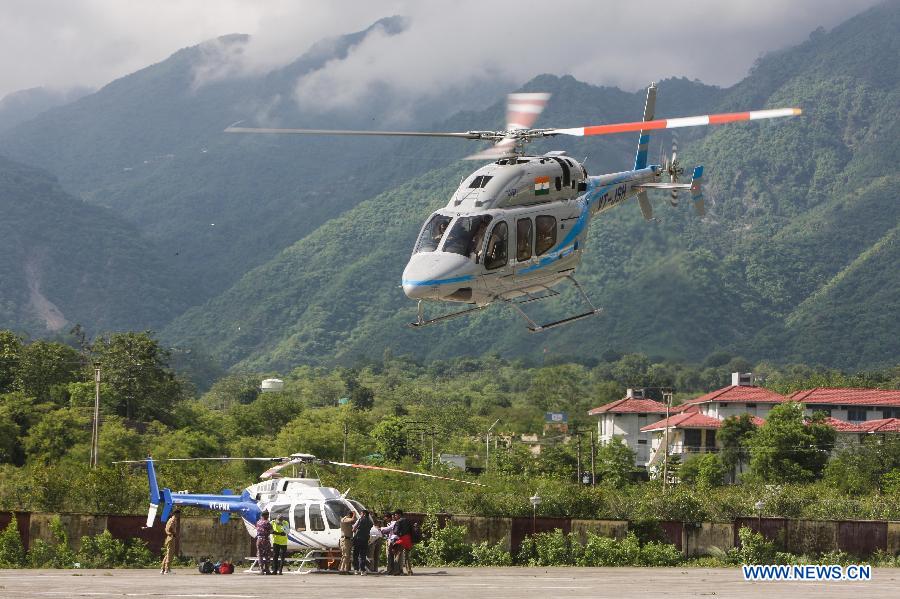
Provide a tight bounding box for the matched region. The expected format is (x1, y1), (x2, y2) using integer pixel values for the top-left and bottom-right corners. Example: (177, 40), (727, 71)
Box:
(119, 454), (481, 552)
(227, 84), (800, 331)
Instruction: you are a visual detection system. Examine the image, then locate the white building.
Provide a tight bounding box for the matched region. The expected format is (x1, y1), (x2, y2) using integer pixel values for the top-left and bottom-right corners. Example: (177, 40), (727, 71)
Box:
(588, 388), (668, 465)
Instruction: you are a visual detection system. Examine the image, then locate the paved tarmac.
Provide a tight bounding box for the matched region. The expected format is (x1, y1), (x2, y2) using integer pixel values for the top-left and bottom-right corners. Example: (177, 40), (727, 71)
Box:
(1, 567), (898, 598)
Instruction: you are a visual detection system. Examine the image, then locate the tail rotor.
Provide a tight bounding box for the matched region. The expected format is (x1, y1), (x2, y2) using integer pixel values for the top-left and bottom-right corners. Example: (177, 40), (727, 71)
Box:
(666, 135), (683, 207)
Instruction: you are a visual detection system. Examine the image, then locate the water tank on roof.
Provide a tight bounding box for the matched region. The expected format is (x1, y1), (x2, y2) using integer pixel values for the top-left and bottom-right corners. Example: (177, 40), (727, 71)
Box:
(260, 378), (284, 393)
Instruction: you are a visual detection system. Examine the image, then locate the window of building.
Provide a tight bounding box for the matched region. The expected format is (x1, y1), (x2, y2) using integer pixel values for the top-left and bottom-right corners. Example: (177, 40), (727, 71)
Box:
(746, 403), (756, 408)
(516, 218), (533, 261)
(535, 215), (556, 255)
(847, 408), (867, 422)
(705, 429), (716, 449)
(414, 214), (452, 253)
(308, 503), (325, 531)
(292, 504), (307, 531)
(637, 439), (647, 445)
(484, 221), (509, 270)
(683, 429), (701, 450)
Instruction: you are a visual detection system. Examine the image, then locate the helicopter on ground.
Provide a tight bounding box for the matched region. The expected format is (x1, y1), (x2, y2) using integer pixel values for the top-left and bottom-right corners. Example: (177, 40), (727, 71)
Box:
(227, 84), (800, 331)
(117, 454), (482, 552)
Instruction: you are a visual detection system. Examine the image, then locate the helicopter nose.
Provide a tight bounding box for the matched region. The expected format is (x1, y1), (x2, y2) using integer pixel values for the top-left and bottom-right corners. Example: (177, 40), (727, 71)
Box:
(402, 253), (474, 300)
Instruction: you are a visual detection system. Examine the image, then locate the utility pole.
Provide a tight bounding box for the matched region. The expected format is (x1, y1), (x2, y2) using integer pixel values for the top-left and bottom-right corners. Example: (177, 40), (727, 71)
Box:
(90, 365), (101, 468)
(590, 430), (596, 486)
(576, 430), (582, 484)
(661, 388), (673, 489)
(342, 420), (349, 462)
(486, 418), (500, 473)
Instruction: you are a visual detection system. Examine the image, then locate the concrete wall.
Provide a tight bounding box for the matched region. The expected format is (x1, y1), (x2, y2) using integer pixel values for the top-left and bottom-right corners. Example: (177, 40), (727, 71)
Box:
(887, 521), (900, 555)
(6, 512), (899, 562)
(570, 519), (627, 545)
(683, 522), (734, 558)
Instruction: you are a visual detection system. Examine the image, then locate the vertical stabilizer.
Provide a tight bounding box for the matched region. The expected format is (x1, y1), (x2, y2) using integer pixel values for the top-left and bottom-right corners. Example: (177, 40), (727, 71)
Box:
(633, 83), (657, 170)
(146, 458), (160, 527)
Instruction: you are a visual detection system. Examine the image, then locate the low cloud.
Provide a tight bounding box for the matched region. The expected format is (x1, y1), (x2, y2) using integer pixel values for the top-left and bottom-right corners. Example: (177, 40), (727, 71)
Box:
(0, 0), (884, 101)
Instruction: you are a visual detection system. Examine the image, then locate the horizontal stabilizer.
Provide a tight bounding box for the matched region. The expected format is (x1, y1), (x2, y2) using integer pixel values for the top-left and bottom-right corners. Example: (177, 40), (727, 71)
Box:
(636, 182), (691, 190)
(219, 512), (231, 525)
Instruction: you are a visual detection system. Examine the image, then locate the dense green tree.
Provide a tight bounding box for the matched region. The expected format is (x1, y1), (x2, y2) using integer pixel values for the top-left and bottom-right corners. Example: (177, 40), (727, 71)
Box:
(372, 416), (409, 462)
(90, 332), (184, 421)
(23, 408), (90, 465)
(594, 440), (635, 487)
(14, 340), (81, 402)
(718, 414), (758, 482)
(748, 402), (835, 483)
(0, 330), (23, 393)
(824, 438), (900, 494)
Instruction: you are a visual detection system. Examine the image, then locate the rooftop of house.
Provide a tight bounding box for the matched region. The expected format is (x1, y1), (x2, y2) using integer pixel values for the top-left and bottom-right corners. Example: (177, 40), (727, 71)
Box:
(588, 397), (669, 415)
(680, 384), (786, 406)
(789, 388), (900, 407)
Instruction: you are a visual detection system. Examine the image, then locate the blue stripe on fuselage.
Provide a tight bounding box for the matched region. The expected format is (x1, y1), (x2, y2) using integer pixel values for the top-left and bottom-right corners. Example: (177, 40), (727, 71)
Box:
(401, 274), (475, 287)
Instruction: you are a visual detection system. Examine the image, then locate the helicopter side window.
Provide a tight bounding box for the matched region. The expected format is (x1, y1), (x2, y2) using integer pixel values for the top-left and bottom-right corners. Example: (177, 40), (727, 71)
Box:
(516, 218), (533, 262)
(555, 176), (562, 191)
(443, 215), (493, 260)
(484, 221), (509, 270)
(308, 503), (325, 532)
(414, 214), (452, 253)
(292, 504), (307, 531)
(535, 215), (557, 256)
(269, 504), (290, 524)
(324, 499), (353, 529)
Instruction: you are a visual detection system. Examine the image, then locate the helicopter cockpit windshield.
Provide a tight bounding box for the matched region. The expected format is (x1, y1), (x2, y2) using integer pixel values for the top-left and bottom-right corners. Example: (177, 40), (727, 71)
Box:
(323, 499), (354, 528)
(414, 214), (452, 253)
(442, 215), (493, 260)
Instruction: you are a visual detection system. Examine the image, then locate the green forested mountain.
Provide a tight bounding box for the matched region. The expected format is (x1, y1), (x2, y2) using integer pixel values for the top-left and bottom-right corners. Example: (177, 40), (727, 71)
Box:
(0, 86), (92, 133)
(0, 17), (508, 300)
(0, 156), (187, 333)
(164, 1), (900, 371)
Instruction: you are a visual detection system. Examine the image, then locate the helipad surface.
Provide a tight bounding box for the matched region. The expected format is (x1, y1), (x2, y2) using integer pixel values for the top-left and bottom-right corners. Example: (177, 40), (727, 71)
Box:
(1, 567), (897, 598)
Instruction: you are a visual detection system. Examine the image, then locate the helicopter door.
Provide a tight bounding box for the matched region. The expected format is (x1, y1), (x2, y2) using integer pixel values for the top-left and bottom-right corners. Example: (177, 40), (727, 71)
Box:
(481, 220), (512, 287)
(291, 503), (307, 532)
(308, 503), (326, 532)
(514, 217), (535, 277)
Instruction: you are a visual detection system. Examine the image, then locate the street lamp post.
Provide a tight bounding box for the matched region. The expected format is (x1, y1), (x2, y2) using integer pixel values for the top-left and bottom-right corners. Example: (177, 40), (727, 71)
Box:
(530, 493), (542, 536)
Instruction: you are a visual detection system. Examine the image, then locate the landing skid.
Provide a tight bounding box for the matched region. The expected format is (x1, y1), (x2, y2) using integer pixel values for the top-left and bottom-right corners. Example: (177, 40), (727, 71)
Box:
(408, 300), (488, 328)
(504, 276), (602, 333)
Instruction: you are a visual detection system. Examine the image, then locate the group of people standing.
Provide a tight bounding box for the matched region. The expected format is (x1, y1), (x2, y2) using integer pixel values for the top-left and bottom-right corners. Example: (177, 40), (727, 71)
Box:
(340, 509), (415, 576)
(254, 511), (289, 575)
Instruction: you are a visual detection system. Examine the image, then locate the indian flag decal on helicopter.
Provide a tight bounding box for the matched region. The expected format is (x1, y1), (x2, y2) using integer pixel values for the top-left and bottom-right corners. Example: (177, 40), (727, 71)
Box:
(534, 176), (550, 195)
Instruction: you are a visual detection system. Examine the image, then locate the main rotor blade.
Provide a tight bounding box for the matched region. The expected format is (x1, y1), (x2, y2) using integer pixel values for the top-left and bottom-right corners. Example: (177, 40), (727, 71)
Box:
(225, 125), (482, 139)
(549, 107), (801, 138)
(112, 457), (278, 464)
(328, 461), (486, 487)
(260, 457), (307, 479)
(506, 92), (550, 131)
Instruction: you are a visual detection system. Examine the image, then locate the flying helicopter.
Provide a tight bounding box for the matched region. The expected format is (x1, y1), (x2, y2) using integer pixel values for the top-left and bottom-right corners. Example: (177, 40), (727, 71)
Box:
(116, 454), (482, 552)
(226, 84), (800, 331)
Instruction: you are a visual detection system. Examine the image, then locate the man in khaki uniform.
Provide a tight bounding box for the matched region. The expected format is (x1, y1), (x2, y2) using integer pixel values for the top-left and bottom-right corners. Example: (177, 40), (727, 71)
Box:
(339, 512), (356, 574)
(160, 508), (180, 574)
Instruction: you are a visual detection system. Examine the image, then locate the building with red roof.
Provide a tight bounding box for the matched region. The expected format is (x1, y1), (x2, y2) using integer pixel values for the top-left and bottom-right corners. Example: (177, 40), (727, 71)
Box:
(588, 388), (668, 465)
(788, 388), (900, 422)
(596, 373), (900, 475)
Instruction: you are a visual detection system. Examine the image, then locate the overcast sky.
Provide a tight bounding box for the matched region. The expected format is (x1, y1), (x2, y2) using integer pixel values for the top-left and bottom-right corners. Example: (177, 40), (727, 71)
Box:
(0, 0), (885, 100)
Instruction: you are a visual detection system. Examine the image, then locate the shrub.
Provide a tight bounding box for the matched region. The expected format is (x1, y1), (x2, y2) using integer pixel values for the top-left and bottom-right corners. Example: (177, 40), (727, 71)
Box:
(29, 516), (75, 568)
(417, 520), (472, 566)
(578, 531), (640, 566)
(819, 549), (853, 566)
(639, 541), (683, 566)
(470, 540), (512, 566)
(0, 519), (25, 567)
(530, 529), (576, 566)
(737, 527), (775, 564)
(77, 530), (127, 568)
